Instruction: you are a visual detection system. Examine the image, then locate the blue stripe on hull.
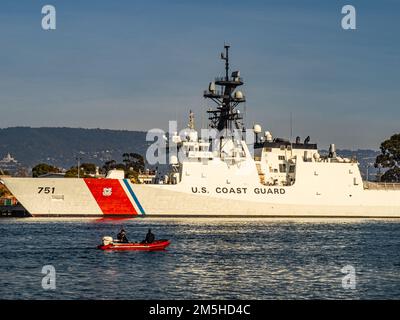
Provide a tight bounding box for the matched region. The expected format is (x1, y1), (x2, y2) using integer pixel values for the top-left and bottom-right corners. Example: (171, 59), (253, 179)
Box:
(123, 179), (145, 215)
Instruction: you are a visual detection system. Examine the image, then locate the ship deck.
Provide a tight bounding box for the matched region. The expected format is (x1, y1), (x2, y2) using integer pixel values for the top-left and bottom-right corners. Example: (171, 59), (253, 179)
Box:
(363, 181), (400, 190)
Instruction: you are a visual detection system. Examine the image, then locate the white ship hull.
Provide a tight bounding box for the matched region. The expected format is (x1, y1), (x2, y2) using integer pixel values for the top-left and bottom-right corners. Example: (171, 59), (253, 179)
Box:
(2, 177), (400, 218)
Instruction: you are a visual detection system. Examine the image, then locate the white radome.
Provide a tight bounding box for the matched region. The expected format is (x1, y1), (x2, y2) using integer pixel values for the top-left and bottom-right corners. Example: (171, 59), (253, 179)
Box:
(234, 91), (243, 99)
(253, 124), (262, 134)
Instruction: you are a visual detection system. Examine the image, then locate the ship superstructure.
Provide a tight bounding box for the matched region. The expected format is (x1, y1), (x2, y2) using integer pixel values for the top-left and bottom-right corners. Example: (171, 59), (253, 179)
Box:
(2, 45), (400, 217)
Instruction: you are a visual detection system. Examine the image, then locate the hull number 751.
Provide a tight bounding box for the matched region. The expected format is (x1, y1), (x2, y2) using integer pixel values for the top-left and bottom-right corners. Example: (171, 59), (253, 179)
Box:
(38, 187), (55, 194)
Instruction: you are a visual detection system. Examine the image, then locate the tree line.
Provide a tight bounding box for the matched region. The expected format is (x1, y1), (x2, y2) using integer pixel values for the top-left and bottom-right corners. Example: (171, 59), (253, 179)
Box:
(32, 152), (145, 182)
(374, 134), (400, 182)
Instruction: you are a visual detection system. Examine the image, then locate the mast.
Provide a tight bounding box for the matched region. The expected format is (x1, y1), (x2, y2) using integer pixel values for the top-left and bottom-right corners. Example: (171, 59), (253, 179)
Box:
(188, 109), (195, 130)
(203, 44), (246, 132)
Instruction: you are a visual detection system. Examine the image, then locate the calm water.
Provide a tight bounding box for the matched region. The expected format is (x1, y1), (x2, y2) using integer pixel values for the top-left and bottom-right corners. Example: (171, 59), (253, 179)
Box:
(0, 217), (399, 299)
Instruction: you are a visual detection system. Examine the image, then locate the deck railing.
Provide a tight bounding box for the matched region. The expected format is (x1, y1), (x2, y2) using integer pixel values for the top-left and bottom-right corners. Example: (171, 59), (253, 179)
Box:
(363, 181), (400, 190)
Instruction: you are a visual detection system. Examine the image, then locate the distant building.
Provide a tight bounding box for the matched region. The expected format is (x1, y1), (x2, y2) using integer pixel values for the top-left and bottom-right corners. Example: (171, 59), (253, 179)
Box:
(0, 153), (21, 175)
(0, 179), (17, 206)
(0, 196), (17, 206)
(138, 169), (156, 184)
(38, 172), (66, 178)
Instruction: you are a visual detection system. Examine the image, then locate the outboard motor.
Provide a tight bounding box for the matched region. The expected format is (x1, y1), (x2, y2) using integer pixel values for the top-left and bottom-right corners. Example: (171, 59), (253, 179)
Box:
(102, 236), (113, 246)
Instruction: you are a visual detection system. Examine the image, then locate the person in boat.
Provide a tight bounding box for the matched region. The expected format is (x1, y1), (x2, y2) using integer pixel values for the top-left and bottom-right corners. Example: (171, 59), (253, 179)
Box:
(143, 228), (155, 244)
(117, 228), (129, 243)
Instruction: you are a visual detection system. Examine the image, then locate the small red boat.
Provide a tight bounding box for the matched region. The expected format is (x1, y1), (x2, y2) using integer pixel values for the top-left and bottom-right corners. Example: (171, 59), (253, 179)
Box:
(97, 236), (170, 251)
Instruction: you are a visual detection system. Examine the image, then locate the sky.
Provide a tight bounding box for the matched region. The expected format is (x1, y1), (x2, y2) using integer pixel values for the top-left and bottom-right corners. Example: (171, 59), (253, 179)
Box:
(0, 0), (399, 149)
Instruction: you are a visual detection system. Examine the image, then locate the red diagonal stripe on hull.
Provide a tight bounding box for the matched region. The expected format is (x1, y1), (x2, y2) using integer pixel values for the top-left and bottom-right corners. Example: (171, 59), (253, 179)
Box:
(84, 179), (137, 215)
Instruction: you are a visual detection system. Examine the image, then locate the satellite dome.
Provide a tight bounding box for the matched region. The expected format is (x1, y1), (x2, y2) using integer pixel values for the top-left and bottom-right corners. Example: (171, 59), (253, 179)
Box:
(264, 131), (273, 142)
(234, 91), (243, 99)
(253, 124), (262, 134)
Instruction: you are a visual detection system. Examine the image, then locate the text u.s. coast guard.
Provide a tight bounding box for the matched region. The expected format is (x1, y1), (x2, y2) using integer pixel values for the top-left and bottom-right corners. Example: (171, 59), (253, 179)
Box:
(191, 186), (286, 195)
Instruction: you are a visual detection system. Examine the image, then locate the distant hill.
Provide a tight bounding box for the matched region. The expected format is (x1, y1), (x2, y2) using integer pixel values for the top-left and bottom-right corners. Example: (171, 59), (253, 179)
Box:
(0, 127), (148, 169)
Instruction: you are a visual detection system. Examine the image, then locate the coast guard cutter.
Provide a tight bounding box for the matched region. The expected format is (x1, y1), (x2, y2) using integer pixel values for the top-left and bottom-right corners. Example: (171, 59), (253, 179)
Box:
(2, 45), (400, 217)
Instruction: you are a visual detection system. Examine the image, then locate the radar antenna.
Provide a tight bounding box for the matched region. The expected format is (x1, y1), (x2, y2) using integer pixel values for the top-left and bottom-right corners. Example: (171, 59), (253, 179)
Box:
(203, 44), (246, 132)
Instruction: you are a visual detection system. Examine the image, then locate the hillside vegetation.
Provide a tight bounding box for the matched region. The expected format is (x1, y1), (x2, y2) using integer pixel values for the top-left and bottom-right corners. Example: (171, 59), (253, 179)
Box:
(0, 127), (148, 168)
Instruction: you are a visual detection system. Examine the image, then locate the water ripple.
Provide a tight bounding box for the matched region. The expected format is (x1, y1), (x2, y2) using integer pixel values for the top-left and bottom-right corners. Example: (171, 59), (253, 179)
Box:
(0, 218), (399, 299)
